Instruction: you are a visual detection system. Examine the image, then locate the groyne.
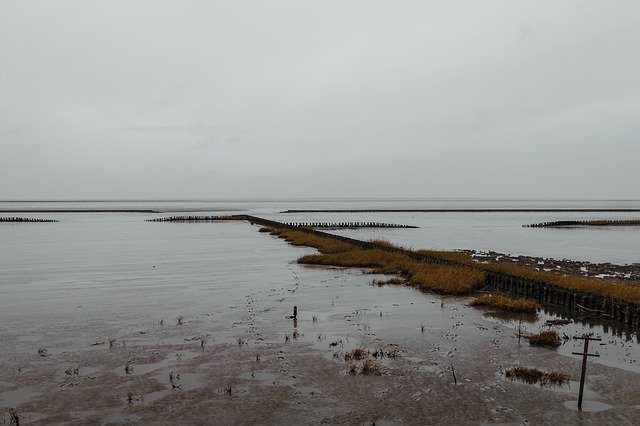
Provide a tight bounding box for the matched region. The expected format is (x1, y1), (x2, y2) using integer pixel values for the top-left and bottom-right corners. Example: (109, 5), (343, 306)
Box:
(282, 209), (640, 213)
(0, 210), (159, 213)
(146, 216), (224, 222)
(0, 217), (59, 223)
(284, 222), (418, 229)
(230, 215), (640, 329)
(525, 220), (640, 228)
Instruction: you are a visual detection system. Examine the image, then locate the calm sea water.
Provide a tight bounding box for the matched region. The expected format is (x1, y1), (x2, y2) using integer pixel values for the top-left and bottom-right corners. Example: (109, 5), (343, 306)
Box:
(2, 199), (637, 264)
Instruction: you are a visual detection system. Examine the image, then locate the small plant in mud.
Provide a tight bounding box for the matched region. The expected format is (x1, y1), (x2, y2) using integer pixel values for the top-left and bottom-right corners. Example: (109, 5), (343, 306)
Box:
(285, 333), (291, 342)
(505, 366), (569, 387)
(200, 338), (206, 348)
(159, 319), (164, 326)
(255, 352), (261, 363)
(124, 363), (132, 374)
(292, 330), (300, 339)
(528, 330), (562, 349)
(168, 371), (182, 389)
(108, 338), (117, 348)
(37, 347), (47, 357)
(344, 347), (368, 361)
(348, 359), (383, 375)
(370, 346), (402, 359)
(65, 366), (80, 376)
(176, 315), (184, 325)
(312, 316), (318, 322)
(237, 337), (246, 346)
(9, 409), (19, 425)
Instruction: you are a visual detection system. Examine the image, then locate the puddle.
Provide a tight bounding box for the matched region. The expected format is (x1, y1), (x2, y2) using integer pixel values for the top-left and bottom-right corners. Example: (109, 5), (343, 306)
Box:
(115, 350), (200, 377)
(481, 308), (640, 372)
(563, 400), (613, 412)
(0, 387), (40, 408)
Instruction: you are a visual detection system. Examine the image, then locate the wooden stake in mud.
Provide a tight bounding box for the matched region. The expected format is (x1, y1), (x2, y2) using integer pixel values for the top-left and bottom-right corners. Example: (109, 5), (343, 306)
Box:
(572, 335), (601, 410)
(450, 364), (457, 385)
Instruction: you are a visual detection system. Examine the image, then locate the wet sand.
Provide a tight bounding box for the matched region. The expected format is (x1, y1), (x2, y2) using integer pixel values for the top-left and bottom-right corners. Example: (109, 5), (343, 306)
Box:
(1, 221), (640, 424)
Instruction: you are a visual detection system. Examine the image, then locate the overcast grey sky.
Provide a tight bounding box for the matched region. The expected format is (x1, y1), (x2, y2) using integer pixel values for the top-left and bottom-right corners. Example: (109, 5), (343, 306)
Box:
(1, 1), (638, 200)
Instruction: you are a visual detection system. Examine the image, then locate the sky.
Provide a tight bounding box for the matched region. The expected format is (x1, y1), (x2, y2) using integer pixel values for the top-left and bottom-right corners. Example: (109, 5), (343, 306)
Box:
(1, 1), (639, 200)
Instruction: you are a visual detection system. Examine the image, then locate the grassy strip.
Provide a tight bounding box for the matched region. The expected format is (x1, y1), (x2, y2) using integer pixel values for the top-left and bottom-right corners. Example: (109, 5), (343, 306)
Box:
(471, 294), (540, 313)
(505, 366), (569, 387)
(418, 249), (640, 306)
(265, 228), (484, 294)
(260, 225), (640, 306)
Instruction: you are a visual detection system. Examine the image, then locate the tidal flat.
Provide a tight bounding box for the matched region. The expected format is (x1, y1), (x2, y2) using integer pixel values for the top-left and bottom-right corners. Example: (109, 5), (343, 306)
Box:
(1, 208), (640, 424)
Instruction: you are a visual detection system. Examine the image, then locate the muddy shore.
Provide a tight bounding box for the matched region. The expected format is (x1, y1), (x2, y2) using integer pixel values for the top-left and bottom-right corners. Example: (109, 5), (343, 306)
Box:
(2, 223), (640, 424)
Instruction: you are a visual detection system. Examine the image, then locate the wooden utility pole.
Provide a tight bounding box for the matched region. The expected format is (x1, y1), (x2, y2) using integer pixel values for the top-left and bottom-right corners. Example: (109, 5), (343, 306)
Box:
(572, 335), (601, 410)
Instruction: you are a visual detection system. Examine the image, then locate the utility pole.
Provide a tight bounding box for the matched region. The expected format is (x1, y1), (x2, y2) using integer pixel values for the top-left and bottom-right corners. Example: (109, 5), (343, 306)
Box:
(572, 334), (601, 410)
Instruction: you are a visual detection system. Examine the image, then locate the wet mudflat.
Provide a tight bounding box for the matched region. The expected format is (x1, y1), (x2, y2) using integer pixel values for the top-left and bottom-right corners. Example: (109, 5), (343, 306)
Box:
(1, 216), (640, 424)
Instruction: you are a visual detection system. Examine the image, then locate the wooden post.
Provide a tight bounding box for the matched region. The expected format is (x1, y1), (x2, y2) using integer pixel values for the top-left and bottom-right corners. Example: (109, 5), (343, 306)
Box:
(450, 364), (457, 385)
(572, 335), (601, 410)
(293, 306), (297, 319)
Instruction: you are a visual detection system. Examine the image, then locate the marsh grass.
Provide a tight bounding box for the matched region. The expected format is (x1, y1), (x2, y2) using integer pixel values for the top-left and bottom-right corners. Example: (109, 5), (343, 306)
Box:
(528, 330), (562, 349)
(348, 359), (383, 375)
(267, 228), (486, 294)
(176, 315), (184, 325)
(505, 366), (569, 387)
(344, 347), (368, 361)
(471, 294), (540, 313)
(261, 225), (640, 305)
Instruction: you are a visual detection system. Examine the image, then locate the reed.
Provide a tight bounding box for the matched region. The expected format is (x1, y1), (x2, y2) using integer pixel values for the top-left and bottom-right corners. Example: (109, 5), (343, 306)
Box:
(261, 223), (640, 305)
(528, 330), (561, 349)
(505, 366), (569, 387)
(471, 295), (540, 313)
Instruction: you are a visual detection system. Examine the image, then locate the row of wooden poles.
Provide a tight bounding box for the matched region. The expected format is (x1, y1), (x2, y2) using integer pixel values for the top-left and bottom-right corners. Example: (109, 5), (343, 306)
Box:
(524, 221), (590, 228)
(286, 222), (417, 229)
(145, 216), (221, 222)
(0, 217), (58, 223)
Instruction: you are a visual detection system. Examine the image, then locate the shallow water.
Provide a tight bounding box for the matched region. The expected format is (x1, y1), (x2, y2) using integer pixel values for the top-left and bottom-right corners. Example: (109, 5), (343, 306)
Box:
(1, 202), (640, 422)
(2, 199), (639, 264)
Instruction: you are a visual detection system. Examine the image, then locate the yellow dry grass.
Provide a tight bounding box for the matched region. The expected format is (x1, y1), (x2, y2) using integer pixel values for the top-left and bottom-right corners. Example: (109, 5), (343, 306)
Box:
(261, 226), (640, 305)
(270, 229), (484, 294)
(471, 294), (540, 313)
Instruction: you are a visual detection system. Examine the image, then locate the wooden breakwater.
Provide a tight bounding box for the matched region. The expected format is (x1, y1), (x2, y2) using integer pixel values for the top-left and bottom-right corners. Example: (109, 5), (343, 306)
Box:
(282, 209), (640, 213)
(234, 214), (640, 329)
(485, 272), (639, 329)
(0, 209), (159, 213)
(525, 220), (640, 228)
(284, 222), (418, 229)
(0, 217), (59, 223)
(146, 216), (225, 222)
